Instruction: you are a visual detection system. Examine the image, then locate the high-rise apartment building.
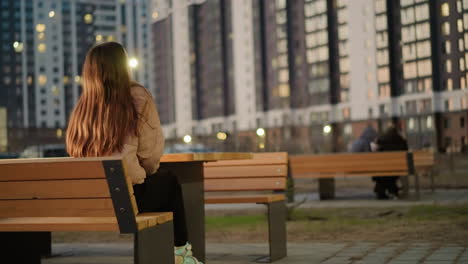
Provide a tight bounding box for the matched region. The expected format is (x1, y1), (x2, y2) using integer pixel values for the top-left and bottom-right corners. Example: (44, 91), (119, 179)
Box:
(0, 0), (154, 151)
(152, 0), (468, 153)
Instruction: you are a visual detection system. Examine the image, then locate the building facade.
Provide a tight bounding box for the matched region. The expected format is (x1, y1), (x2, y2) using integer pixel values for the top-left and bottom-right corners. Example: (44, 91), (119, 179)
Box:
(0, 0), (154, 151)
(152, 0), (468, 153)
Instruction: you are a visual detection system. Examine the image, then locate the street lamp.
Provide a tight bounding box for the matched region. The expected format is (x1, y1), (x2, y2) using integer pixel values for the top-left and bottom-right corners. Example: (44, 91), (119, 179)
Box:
(183, 134), (192, 144)
(128, 57), (138, 69)
(216, 132), (227, 141)
(323, 124), (332, 135)
(256, 128), (265, 137)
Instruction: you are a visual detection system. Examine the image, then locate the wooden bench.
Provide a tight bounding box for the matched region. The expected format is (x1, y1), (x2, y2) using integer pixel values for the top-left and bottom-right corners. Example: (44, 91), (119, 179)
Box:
(289, 151), (420, 200)
(204, 152), (288, 263)
(413, 150), (436, 191)
(0, 157), (174, 264)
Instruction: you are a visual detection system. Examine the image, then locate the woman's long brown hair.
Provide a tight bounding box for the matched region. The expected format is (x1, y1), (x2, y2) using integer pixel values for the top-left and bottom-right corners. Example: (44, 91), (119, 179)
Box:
(66, 42), (138, 157)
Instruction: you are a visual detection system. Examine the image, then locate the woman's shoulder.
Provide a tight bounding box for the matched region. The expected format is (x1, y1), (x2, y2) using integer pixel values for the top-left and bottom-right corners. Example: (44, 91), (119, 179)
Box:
(130, 82), (152, 114)
(130, 81), (152, 98)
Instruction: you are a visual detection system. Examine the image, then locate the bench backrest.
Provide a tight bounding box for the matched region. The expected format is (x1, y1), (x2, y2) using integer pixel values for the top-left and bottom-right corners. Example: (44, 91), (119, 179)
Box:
(204, 152), (288, 192)
(413, 150), (435, 171)
(0, 157), (139, 233)
(290, 151), (412, 178)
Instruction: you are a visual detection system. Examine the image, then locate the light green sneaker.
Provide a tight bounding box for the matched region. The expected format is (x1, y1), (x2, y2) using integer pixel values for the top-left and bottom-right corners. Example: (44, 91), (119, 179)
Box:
(174, 243), (203, 264)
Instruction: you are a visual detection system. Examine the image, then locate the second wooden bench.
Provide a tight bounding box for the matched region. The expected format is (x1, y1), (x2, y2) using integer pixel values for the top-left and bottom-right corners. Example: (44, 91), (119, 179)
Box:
(204, 152), (288, 263)
(289, 151), (421, 200)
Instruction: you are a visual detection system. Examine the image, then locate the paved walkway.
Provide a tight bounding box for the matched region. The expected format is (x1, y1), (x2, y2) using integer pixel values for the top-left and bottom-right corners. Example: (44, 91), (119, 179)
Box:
(42, 189), (468, 264)
(43, 242), (468, 264)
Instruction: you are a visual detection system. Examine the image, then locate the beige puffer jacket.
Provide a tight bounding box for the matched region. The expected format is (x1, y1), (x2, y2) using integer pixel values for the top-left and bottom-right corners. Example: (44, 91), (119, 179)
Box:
(117, 84), (165, 185)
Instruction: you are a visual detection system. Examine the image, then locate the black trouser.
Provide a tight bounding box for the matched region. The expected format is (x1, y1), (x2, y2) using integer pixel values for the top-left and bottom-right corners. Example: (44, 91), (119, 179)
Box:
(133, 168), (188, 247)
(373, 176), (400, 198)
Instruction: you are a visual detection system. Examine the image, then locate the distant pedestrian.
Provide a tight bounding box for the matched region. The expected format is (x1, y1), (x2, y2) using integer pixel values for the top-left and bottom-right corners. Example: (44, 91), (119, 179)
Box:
(350, 125), (381, 198)
(350, 125), (378, 153)
(373, 126), (409, 199)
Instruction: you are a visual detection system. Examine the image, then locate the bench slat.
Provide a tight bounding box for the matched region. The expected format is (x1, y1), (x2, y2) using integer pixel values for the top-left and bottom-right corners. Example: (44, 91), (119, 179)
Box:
(0, 179), (110, 200)
(205, 177), (286, 192)
(293, 171), (407, 178)
(0, 160), (106, 181)
(204, 152), (287, 167)
(0, 212), (173, 232)
(204, 165), (287, 178)
(0, 199), (116, 217)
(291, 163), (408, 173)
(205, 194), (285, 204)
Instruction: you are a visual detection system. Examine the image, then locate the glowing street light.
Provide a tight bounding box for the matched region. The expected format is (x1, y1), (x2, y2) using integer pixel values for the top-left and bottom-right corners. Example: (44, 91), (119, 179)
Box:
(256, 128), (265, 137)
(216, 132), (227, 141)
(128, 57), (138, 69)
(183, 135), (192, 144)
(323, 124), (332, 134)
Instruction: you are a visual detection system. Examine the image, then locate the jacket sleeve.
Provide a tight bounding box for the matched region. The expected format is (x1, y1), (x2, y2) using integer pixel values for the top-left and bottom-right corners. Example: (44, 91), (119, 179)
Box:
(131, 86), (165, 176)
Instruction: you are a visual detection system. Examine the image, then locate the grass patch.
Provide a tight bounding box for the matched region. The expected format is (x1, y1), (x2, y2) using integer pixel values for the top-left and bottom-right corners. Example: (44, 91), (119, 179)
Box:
(206, 214), (266, 230)
(205, 204), (468, 244)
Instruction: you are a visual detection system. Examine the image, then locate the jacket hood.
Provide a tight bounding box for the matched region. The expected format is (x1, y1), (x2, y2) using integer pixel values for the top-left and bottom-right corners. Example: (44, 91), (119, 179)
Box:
(360, 126), (378, 142)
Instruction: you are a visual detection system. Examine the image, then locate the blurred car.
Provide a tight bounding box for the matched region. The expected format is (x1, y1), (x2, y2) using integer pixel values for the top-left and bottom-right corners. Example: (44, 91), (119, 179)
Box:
(164, 143), (215, 153)
(0, 153), (19, 159)
(19, 144), (68, 158)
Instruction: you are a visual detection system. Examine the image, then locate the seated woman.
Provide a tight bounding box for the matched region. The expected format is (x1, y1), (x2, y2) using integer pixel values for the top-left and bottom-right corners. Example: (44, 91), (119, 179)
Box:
(66, 42), (202, 264)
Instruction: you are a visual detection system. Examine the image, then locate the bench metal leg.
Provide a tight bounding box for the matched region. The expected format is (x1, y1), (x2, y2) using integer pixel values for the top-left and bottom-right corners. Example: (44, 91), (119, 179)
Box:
(38, 232), (52, 257)
(256, 201), (287, 263)
(134, 221), (175, 264)
(0, 232), (42, 264)
(400, 176), (410, 199)
(414, 173), (421, 200)
(161, 162), (206, 262)
(318, 178), (335, 200)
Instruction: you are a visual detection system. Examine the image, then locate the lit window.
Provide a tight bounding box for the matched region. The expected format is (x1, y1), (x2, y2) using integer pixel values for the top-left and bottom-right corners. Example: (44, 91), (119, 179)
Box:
(107, 35), (115, 41)
(444, 40), (451, 54)
(95, 34), (102, 42)
(342, 108), (350, 120)
(83, 13), (93, 24)
(51, 86), (59, 96)
(461, 77), (467, 90)
(63, 76), (70, 84)
(442, 22), (450, 35)
(441, 3), (450, 17)
(460, 38), (465, 52)
(408, 118), (415, 131)
(12, 41), (23, 52)
(152, 11), (158, 19)
(278, 84), (290, 97)
(38, 75), (47, 86)
(38, 43), (46, 53)
(48, 11), (55, 18)
(27, 76), (33, 85)
(36, 24), (46, 32)
(74, 75), (81, 83)
(38, 32), (45, 40)
(458, 19), (464, 33)
(278, 70), (289, 83)
(446, 59), (452, 73)
(447, 78), (453, 91)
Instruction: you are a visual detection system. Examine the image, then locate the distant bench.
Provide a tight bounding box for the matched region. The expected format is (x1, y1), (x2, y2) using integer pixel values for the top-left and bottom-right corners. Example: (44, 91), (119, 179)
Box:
(204, 152), (288, 263)
(290, 151), (434, 200)
(0, 157), (174, 264)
